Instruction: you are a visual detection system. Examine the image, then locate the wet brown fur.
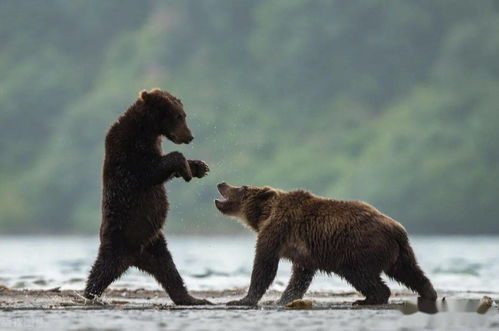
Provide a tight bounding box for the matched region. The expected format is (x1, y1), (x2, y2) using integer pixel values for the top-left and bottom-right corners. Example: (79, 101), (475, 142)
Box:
(84, 88), (210, 305)
(215, 183), (437, 306)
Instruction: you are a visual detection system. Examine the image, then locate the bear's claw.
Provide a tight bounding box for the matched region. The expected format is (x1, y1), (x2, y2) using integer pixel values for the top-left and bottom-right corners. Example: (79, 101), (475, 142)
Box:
(188, 160), (210, 178)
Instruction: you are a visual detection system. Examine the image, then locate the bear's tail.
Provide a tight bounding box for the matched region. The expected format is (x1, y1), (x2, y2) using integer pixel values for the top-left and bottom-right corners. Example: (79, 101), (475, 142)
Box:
(386, 229), (437, 300)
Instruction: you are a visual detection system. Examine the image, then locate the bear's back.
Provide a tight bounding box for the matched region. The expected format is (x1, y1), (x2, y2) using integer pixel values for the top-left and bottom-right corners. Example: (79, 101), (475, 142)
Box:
(274, 191), (406, 272)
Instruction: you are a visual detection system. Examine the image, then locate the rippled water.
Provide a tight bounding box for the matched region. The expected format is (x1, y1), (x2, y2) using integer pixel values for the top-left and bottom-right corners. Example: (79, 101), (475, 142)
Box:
(0, 235), (498, 293)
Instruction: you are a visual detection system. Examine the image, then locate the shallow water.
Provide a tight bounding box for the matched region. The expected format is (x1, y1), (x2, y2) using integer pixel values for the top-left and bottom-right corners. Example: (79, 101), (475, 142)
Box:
(1, 235), (498, 330)
(0, 235), (498, 293)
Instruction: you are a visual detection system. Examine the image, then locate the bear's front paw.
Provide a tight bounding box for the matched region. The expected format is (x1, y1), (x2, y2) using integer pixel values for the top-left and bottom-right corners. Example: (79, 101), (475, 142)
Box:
(165, 151), (192, 182)
(175, 296), (213, 306)
(226, 297), (257, 306)
(188, 160), (210, 178)
(173, 154), (192, 182)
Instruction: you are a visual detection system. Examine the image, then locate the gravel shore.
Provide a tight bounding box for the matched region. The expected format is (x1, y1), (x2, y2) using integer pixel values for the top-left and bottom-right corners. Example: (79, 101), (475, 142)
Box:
(1, 288), (498, 330)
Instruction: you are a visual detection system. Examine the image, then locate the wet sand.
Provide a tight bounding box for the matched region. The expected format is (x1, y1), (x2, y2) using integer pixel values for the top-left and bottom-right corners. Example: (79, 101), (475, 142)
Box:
(1, 287), (498, 330)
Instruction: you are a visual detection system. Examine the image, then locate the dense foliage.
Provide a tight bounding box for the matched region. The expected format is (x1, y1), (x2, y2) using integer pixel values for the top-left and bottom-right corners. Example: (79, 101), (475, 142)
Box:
(1, 0), (498, 234)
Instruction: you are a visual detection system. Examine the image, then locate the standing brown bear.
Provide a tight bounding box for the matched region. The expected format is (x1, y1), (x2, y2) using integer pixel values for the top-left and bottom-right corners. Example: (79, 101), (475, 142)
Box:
(215, 183), (437, 306)
(84, 88), (211, 305)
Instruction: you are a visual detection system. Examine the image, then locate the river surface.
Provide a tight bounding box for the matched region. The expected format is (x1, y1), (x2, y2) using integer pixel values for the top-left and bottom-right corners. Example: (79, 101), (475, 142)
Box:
(0, 235), (498, 293)
(0, 235), (498, 330)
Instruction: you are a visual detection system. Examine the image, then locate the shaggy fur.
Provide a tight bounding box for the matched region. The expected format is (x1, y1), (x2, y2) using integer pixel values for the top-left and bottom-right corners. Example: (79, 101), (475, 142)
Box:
(215, 183), (437, 306)
(84, 88), (211, 305)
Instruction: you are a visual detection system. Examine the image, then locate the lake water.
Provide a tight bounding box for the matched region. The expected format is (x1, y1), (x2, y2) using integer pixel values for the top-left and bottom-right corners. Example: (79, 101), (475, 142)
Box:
(0, 235), (498, 294)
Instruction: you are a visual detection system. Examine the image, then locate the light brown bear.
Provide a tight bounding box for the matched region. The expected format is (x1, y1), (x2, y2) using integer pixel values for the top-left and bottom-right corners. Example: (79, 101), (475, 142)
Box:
(214, 182), (437, 306)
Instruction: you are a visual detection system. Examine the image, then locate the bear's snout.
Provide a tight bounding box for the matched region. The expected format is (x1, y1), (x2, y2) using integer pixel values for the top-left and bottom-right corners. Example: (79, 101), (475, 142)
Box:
(176, 133), (194, 144)
(218, 182), (233, 196)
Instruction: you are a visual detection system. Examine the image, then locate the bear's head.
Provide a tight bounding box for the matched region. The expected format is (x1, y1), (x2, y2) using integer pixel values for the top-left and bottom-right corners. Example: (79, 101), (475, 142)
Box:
(139, 88), (194, 144)
(215, 182), (277, 231)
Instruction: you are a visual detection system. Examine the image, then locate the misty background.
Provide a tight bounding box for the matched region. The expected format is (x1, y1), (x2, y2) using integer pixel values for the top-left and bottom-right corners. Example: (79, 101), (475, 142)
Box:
(0, 0), (498, 235)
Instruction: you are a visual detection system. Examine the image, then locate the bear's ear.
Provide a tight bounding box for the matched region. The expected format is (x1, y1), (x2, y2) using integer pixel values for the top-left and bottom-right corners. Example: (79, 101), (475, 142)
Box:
(139, 90), (150, 102)
(140, 88), (162, 103)
(259, 187), (277, 201)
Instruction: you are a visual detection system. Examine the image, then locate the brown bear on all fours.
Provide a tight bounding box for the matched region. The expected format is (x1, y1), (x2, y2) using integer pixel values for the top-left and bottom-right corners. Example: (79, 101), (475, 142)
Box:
(84, 88), (211, 305)
(215, 183), (437, 306)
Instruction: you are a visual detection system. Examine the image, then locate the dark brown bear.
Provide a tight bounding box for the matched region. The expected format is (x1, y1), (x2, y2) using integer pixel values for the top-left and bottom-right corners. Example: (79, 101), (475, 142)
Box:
(84, 88), (211, 305)
(215, 183), (437, 306)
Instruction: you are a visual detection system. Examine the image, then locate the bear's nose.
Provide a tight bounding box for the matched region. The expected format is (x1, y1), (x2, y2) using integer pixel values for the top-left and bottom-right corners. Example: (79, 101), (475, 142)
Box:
(186, 135), (194, 142)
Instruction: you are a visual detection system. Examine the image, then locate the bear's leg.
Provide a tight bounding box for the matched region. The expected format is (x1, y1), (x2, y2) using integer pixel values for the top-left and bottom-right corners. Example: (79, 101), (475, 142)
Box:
(385, 259), (437, 300)
(277, 264), (315, 305)
(134, 235), (211, 305)
(84, 247), (129, 299)
(344, 271), (391, 305)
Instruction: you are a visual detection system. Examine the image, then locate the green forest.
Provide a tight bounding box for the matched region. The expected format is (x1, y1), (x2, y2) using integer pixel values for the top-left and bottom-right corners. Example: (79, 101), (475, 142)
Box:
(0, 0), (498, 234)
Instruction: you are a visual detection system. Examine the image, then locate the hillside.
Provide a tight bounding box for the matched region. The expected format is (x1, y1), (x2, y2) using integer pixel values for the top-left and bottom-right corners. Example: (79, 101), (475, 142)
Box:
(1, 0), (498, 234)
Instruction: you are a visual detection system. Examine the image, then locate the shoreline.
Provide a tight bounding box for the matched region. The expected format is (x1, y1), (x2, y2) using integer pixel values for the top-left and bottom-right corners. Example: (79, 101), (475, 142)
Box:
(1, 288), (498, 330)
(1, 287), (497, 311)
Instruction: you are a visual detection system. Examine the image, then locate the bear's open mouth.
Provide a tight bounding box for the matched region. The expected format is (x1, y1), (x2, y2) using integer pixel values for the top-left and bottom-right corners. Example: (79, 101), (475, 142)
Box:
(215, 197), (227, 204)
(215, 186), (228, 203)
(214, 196), (228, 211)
(215, 197), (227, 202)
(215, 185), (230, 211)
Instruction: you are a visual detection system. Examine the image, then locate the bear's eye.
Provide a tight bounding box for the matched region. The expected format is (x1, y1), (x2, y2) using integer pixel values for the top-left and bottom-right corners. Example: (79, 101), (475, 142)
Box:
(176, 114), (183, 120)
